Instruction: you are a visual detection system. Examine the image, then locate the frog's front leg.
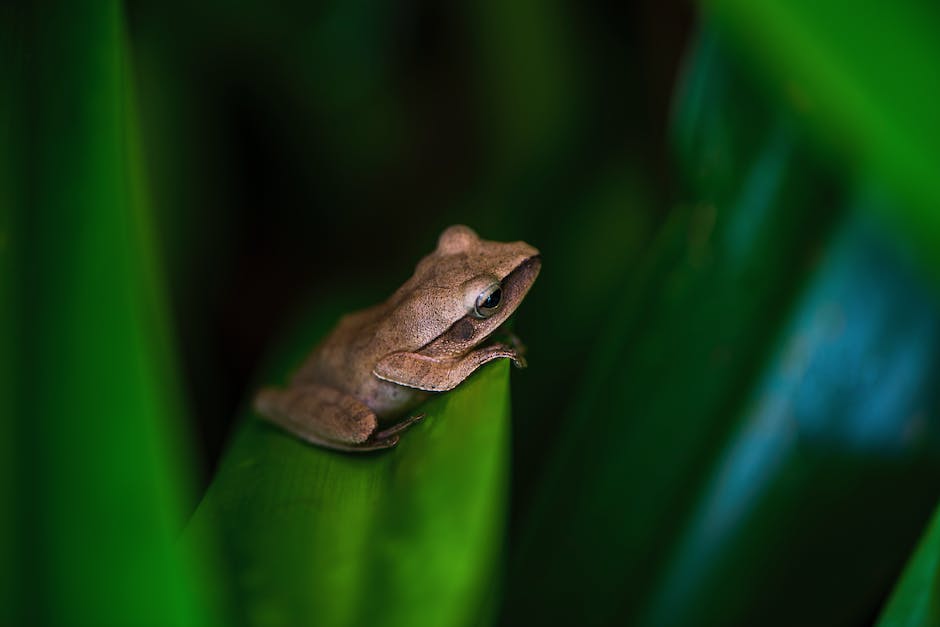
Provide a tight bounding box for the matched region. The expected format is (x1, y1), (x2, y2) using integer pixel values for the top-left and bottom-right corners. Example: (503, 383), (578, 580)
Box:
(373, 344), (524, 392)
(254, 384), (402, 452)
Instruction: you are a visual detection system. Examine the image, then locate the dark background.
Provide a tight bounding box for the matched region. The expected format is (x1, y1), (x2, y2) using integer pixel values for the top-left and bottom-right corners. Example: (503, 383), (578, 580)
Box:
(127, 1), (693, 494)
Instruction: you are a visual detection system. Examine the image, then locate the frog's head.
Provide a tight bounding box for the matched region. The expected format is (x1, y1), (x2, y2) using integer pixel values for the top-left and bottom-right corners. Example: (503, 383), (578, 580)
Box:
(383, 225), (541, 357)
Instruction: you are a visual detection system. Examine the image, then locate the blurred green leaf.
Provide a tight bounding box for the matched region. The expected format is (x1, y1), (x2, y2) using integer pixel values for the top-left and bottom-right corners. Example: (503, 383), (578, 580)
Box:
(504, 32), (839, 626)
(878, 501), (940, 627)
(636, 206), (940, 626)
(503, 31), (940, 627)
(11, 2), (220, 624)
(703, 0), (940, 277)
(187, 310), (512, 627)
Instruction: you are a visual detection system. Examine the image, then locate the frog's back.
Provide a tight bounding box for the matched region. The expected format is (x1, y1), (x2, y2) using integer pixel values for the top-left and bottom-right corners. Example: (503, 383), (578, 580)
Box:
(292, 304), (385, 382)
(285, 303), (424, 418)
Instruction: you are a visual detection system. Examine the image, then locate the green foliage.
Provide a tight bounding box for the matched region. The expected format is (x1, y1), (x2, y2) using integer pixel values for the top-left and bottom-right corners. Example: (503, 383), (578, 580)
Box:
(9, 1), (940, 626)
(705, 0), (940, 276)
(5, 2), (219, 625)
(503, 29), (940, 627)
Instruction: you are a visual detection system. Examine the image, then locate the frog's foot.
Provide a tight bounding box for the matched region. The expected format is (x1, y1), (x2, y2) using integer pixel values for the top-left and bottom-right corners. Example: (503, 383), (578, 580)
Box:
(485, 339), (526, 368)
(375, 413), (426, 440)
(504, 344), (527, 368)
(497, 328), (527, 356)
(255, 384), (401, 453)
(352, 434), (400, 451)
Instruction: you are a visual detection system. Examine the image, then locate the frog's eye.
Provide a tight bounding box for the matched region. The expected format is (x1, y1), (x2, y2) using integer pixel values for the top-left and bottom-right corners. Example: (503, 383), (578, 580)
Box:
(474, 284), (502, 318)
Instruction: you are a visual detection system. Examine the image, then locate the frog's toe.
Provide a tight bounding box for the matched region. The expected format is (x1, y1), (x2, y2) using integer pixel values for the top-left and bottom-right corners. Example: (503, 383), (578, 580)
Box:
(362, 434), (400, 451)
(375, 413), (426, 440)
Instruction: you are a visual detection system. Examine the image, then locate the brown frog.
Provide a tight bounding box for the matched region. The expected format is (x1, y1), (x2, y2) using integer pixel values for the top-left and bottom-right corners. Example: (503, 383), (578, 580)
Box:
(254, 225), (541, 452)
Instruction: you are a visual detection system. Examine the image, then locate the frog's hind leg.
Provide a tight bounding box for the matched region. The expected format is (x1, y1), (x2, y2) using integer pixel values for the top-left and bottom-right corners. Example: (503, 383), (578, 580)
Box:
(254, 384), (399, 452)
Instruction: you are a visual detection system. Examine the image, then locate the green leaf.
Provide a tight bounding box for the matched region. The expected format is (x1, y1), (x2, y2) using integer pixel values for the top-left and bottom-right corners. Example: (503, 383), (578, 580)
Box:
(702, 0), (940, 277)
(187, 322), (512, 627)
(878, 501), (940, 627)
(8, 2), (221, 624)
